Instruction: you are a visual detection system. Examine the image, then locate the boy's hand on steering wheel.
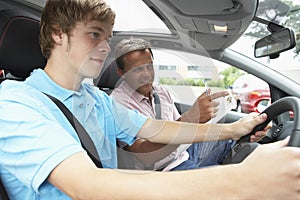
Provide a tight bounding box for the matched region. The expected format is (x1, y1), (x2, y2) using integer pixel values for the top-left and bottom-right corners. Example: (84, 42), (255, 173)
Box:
(231, 112), (268, 140)
(250, 120), (272, 142)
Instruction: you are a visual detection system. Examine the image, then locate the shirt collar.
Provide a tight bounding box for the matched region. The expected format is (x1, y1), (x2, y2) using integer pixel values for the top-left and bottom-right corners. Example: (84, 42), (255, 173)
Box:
(121, 81), (154, 103)
(25, 69), (81, 102)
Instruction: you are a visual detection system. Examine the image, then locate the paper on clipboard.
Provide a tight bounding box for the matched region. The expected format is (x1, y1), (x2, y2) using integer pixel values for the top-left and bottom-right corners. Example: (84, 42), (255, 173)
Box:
(206, 92), (237, 124)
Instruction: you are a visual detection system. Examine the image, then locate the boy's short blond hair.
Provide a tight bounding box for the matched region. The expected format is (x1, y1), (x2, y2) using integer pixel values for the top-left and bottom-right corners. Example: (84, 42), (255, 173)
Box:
(39, 0), (115, 59)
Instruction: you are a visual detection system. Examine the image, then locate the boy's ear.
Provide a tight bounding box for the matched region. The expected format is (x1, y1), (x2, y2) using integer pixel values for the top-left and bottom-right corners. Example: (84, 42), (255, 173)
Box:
(51, 28), (64, 45)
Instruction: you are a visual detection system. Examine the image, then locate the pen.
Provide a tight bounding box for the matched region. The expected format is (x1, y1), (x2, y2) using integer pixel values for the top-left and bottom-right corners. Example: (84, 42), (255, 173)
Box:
(204, 79), (209, 96)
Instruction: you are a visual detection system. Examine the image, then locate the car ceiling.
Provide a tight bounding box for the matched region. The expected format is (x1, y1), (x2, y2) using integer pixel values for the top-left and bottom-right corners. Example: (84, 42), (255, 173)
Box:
(140, 0), (258, 55)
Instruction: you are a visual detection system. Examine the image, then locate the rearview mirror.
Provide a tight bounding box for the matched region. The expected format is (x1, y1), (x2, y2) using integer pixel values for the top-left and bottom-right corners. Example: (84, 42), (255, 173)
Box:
(254, 28), (296, 58)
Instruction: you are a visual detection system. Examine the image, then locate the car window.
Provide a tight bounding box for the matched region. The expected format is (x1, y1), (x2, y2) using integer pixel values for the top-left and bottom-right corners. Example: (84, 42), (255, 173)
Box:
(152, 48), (270, 114)
(232, 74), (269, 90)
(152, 49), (225, 105)
(107, 0), (171, 34)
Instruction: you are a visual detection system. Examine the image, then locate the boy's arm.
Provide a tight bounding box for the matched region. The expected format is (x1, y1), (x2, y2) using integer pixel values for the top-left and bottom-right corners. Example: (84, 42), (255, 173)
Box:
(48, 138), (300, 199)
(137, 113), (268, 145)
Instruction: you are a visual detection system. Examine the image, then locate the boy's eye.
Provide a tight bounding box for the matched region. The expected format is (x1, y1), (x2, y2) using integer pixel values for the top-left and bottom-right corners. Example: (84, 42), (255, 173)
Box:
(90, 32), (99, 38)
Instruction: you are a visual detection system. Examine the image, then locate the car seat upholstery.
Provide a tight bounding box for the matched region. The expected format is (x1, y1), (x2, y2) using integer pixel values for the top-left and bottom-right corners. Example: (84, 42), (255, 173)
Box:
(0, 8), (46, 200)
(94, 56), (123, 95)
(0, 9), (46, 83)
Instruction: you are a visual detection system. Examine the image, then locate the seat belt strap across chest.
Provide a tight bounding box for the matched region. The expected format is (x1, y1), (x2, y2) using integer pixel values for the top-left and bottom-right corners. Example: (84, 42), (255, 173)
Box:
(44, 93), (103, 168)
(153, 92), (161, 119)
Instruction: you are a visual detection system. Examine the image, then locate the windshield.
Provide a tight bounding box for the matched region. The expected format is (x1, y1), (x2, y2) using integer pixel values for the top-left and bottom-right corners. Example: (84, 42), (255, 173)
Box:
(231, 0), (300, 84)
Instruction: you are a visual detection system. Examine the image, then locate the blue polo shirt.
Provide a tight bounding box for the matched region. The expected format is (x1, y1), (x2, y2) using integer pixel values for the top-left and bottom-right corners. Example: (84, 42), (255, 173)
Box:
(0, 69), (148, 199)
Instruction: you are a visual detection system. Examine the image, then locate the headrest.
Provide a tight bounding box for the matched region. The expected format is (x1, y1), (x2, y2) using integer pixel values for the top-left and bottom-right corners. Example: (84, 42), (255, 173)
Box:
(0, 9), (46, 79)
(94, 56), (123, 93)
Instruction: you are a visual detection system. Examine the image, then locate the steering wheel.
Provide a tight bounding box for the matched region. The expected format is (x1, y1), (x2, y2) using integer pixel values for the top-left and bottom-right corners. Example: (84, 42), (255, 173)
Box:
(223, 96), (300, 164)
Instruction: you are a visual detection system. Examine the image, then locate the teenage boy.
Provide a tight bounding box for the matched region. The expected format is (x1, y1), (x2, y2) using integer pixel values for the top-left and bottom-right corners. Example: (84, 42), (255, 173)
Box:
(1, 0), (300, 199)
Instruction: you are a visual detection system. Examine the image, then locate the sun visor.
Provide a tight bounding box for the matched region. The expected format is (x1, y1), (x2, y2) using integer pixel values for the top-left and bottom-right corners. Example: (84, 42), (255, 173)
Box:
(171, 0), (257, 35)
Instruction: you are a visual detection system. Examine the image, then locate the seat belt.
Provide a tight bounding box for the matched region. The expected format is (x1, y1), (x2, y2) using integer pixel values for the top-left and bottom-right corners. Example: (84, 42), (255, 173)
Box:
(44, 93), (103, 168)
(153, 92), (161, 119)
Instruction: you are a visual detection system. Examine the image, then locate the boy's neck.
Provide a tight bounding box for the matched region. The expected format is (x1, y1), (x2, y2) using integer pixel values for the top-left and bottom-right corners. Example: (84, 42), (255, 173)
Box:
(44, 59), (83, 91)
